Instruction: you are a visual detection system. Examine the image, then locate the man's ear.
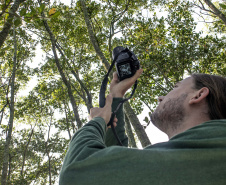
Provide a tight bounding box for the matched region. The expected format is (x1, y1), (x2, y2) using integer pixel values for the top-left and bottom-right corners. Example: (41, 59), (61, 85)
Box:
(189, 87), (209, 105)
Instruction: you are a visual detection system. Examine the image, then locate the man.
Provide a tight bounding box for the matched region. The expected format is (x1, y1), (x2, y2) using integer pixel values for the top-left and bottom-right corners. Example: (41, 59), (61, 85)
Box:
(59, 69), (226, 185)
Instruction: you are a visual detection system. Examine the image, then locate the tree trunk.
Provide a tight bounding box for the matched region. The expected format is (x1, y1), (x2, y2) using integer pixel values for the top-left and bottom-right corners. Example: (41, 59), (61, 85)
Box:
(0, 110), (4, 125)
(1, 19), (17, 185)
(0, 0), (26, 48)
(21, 125), (35, 177)
(203, 0), (226, 25)
(124, 102), (151, 148)
(48, 153), (52, 185)
(64, 103), (72, 140)
(80, 0), (110, 71)
(125, 114), (137, 148)
(45, 122), (52, 185)
(41, 10), (83, 128)
(7, 153), (12, 182)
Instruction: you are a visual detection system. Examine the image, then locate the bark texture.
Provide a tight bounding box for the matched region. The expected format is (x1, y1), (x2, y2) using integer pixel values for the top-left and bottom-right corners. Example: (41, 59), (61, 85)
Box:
(80, 0), (110, 71)
(125, 114), (137, 148)
(203, 0), (226, 25)
(0, 0), (26, 48)
(124, 102), (151, 148)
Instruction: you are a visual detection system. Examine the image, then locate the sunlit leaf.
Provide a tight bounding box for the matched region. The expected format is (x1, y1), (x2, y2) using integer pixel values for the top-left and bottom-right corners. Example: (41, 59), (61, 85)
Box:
(49, 8), (56, 16)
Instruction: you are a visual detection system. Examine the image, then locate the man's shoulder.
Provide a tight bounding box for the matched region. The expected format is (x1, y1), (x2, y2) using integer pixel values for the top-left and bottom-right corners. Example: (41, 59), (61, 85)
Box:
(174, 119), (226, 139)
(146, 119), (226, 150)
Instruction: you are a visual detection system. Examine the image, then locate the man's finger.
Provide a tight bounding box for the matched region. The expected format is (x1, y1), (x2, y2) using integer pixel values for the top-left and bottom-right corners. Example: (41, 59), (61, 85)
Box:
(113, 72), (118, 79)
(107, 122), (117, 129)
(114, 117), (118, 123)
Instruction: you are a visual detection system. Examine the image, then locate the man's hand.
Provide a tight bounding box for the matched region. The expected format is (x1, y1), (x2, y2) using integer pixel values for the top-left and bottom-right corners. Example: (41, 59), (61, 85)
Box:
(89, 94), (117, 127)
(110, 69), (143, 98)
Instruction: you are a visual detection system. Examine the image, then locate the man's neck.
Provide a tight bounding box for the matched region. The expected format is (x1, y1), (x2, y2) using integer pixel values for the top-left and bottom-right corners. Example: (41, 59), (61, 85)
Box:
(167, 116), (211, 139)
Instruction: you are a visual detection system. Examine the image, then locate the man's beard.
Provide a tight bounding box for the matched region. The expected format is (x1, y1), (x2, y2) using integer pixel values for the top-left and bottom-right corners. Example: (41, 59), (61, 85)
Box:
(150, 93), (188, 134)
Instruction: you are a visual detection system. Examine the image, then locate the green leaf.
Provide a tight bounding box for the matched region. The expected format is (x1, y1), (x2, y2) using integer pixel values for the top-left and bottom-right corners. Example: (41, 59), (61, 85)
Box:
(223, 67), (226, 75)
(219, 3), (226, 9)
(143, 116), (149, 124)
(39, 4), (45, 13)
(51, 11), (60, 18)
(14, 17), (22, 27)
(148, 112), (152, 117)
(30, 6), (36, 16)
(20, 8), (27, 16)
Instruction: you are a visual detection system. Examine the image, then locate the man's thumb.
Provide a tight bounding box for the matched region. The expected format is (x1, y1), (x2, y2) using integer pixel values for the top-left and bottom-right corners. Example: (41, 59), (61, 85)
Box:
(132, 69), (143, 81)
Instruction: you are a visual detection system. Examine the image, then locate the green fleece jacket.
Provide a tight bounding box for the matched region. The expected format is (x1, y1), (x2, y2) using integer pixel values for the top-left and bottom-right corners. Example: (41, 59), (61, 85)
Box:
(59, 98), (226, 185)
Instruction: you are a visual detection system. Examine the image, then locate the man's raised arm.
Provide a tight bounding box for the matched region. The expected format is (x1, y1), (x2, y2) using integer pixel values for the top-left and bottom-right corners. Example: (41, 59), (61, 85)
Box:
(105, 69), (143, 146)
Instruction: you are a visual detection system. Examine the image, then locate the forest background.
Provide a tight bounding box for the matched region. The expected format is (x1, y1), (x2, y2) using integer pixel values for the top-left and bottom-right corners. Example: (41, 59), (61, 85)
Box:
(0, 0), (225, 184)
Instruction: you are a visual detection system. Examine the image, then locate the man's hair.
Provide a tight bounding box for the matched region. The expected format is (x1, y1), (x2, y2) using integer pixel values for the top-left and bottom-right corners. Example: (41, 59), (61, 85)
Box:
(191, 73), (226, 120)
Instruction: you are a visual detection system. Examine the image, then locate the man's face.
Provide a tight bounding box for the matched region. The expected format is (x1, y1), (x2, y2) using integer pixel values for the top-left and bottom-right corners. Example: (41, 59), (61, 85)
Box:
(150, 77), (195, 136)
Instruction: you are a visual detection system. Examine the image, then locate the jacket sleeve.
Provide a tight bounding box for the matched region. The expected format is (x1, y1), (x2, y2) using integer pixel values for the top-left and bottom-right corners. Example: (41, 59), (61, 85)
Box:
(105, 98), (128, 147)
(60, 99), (128, 184)
(60, 117), (107, 166)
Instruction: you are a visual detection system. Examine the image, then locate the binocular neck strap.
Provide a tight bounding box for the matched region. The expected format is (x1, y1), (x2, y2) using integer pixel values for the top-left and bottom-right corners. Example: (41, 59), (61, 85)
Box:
(99, 58), (116, 108)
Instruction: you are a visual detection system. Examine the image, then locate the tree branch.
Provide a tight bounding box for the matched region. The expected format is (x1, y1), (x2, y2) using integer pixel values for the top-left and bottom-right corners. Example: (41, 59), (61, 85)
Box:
(63, 102), (72, 140)
(203, 0), (226, 25)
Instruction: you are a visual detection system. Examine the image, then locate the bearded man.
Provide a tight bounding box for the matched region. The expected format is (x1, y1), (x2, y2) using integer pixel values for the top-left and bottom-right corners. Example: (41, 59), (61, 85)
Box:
(59, 69), (226, 185)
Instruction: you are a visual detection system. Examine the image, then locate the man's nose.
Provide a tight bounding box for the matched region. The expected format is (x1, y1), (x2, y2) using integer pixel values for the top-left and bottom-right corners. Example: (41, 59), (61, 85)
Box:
(158, 96), (164, 102)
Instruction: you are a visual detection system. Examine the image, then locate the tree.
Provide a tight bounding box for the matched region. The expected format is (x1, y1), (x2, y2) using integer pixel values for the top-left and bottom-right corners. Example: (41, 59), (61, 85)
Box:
(1, 18), (17, 185)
